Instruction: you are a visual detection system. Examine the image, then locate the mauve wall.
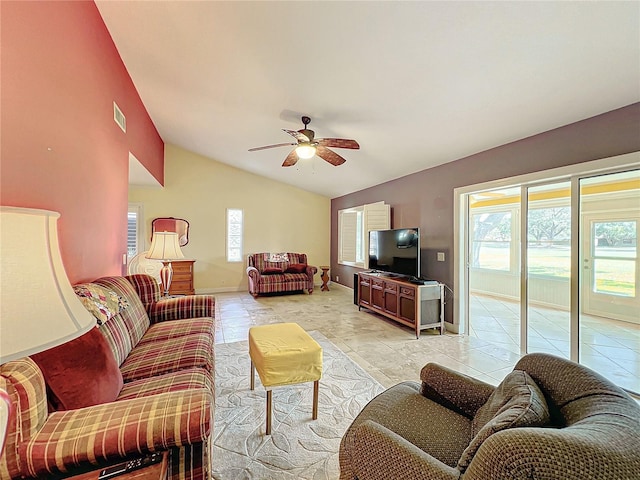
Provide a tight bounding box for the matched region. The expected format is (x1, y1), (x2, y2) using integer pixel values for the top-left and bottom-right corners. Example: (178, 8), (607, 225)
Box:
(332, 103), (640, 324)
(1, 1), (164, 283)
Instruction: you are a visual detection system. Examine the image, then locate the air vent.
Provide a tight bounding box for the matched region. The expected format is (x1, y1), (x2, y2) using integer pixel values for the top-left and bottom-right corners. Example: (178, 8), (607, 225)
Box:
(113, 101), (126, 133)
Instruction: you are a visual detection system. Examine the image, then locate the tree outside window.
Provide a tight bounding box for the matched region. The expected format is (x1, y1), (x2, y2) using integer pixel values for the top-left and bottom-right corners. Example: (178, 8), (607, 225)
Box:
(471, 211), (512, 271)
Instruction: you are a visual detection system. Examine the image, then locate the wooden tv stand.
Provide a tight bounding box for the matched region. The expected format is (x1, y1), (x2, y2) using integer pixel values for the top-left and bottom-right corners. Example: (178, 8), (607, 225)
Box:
(357, 272), (444, 338)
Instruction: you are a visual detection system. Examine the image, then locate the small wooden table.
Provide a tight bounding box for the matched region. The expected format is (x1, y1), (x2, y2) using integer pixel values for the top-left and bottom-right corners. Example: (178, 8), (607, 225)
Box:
(319, 266), (330, 291)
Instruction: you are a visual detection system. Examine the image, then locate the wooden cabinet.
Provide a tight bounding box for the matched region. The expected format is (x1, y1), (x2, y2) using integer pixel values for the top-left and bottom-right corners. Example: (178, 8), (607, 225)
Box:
(383, 282), (398, 316)
(167, 260), (195, 295)
(398, 285), (416, 324)
(371, 278), (384, 311)
(359, 275), (371, 306)
(358, 272), (444, 338)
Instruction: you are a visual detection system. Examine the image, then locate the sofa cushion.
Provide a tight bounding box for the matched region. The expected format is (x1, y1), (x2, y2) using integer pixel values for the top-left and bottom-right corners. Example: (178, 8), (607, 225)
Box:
(147, 295), (214, 323)
(92, 276), (152, 365)
(117, 368), (213, 401)
(31, 327), (123, 410)
(259, 272), (309, 287)
(19, 389), (212, 478)
(73, 283), (129, 325)
(285, 263), (307, 273)
(120, 333), (214, 382)
(345, 381), (472, 468)
(138, 317), (214, 344)
(457, 370), (550, 472)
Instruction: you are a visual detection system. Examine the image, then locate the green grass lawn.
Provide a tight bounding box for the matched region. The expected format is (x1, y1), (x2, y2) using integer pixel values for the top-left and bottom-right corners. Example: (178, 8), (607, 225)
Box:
(477, 245), (636, 297)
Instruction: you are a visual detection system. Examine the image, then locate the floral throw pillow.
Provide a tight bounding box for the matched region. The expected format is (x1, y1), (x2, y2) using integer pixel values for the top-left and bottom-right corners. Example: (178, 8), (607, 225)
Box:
(264, 252), (289, 262)
(73, 284), (129, 325)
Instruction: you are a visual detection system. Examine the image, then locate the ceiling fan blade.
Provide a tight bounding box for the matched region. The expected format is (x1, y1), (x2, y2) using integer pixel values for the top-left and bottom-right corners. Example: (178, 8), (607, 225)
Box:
(282, 149), (299, 167)
(283, 129), (310, 143)
(248, 142), (296, 152)
(316, 138), (360, 149)
(316, 146), (346, 166)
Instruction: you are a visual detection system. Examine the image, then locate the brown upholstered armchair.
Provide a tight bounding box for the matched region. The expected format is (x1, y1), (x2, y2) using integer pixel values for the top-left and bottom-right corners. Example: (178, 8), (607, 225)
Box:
(339, 352), (640, 480)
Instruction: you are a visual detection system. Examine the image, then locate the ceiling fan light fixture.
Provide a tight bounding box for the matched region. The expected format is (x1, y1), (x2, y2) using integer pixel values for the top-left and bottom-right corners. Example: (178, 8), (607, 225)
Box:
(295, 144), (316, 159)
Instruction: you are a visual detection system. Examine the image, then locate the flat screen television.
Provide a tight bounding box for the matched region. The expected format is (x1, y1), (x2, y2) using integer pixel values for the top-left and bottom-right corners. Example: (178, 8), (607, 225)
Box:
(368, 227), (420, 278)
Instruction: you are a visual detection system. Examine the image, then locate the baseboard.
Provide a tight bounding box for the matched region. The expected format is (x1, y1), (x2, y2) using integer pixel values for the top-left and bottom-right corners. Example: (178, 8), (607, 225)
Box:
(328, 282), (352, 292)
(196, 283), (333, 295)
(196, 286), (245, 294)
(445, 322), (459, 334)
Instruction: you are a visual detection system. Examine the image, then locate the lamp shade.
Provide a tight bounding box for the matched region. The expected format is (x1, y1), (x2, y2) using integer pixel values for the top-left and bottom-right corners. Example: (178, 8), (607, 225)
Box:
(0, 207), (96, 364)
(146, 231), (184, 261)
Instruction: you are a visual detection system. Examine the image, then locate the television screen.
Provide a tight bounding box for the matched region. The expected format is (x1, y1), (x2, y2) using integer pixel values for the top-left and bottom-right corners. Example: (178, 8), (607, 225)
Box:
(369, 228), (420, 278)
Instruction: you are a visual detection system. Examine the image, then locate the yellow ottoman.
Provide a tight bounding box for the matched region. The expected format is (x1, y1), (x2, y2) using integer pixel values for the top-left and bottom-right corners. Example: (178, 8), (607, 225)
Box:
(248, 322), (323, 435)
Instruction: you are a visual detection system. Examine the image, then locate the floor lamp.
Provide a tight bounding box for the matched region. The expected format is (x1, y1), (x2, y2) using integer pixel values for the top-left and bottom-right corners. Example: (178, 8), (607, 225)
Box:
(0, 207), (97, 453)
(146, 231), (184, 296)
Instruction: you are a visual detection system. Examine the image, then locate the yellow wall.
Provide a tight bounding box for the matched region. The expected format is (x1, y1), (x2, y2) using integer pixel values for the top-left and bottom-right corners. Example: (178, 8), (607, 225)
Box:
(129, 144), (331, 292)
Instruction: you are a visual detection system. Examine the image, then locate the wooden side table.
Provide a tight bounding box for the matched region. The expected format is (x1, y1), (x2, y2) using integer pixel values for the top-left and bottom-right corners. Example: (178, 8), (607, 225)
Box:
(319, 266), (330, 291)
(166, 259), (195, 295)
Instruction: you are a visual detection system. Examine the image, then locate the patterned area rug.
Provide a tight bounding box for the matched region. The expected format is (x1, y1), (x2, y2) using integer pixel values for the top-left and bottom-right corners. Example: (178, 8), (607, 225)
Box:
(212, 331), (385, 479)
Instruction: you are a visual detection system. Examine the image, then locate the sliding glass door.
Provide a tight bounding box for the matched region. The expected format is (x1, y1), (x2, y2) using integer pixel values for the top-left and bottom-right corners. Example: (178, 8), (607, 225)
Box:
(526, 182), (572, 358)
(464, 166), (639, 393)
(579, 171), (639, 392)
(468, 188), (521, 355)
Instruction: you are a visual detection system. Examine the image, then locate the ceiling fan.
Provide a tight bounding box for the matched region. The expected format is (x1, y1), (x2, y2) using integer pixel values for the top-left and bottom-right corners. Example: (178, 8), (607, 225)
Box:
(249, 116), (359, 167)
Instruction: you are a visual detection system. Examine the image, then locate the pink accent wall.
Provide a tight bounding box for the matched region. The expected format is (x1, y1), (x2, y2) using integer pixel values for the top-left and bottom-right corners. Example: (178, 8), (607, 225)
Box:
(1, 1), (164, 283)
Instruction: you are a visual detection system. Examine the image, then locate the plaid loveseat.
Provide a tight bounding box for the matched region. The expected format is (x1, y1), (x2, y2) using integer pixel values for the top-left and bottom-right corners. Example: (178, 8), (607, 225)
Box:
(0, 274), (215, 479)
(247, 252), (317, 297)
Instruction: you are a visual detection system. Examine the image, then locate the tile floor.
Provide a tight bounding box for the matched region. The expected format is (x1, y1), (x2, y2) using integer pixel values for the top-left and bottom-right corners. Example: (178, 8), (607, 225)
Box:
(469, 294), (640, 393)
(214, 285), (639, 397)
(214, 285), (524, 389)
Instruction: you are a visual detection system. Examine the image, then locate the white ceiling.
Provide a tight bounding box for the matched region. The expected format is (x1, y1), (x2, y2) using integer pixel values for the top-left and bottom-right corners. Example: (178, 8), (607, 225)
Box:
(96, 1), (640, 198)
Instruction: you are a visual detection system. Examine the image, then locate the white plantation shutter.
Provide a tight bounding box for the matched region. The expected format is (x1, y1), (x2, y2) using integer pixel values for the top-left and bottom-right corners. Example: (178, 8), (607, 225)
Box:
(127, 204), (144, 258)
(127, 212), (138, 256)
(364, 202), (391, 268)
(338, 202), (390, 267)
(339, 211), (357, 263)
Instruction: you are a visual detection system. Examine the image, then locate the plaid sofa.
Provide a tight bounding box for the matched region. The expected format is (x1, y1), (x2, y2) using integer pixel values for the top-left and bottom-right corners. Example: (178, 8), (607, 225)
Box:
(247, 252), (317, 297)
(0, 274), (215, 479)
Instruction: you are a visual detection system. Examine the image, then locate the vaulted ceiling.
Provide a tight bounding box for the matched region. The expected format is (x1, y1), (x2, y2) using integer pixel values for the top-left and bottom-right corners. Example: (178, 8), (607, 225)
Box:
(97, 1), (640, 198)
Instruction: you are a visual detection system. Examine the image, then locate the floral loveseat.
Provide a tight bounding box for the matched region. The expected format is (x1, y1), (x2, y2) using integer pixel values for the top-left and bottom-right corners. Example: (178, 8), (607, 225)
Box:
(0, 274), (215, 479)
(247, 252), (317, 297)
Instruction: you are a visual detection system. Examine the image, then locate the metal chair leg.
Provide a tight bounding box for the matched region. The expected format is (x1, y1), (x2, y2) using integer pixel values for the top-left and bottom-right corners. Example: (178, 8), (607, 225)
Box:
(266, 389), (272, 435)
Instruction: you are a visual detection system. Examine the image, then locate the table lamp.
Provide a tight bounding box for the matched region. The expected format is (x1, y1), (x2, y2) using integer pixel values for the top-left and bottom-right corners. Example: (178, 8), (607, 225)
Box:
(146, 231), (184, 296)
(0, 207), (97, 452)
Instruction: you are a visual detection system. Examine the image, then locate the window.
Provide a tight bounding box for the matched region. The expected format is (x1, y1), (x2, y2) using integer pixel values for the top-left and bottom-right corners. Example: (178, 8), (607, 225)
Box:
(591, 220), (636, 297)
(127, 203), (144, 258)
(227, 208), (243, 262)
(527, 206), (571, 279)
(338, 202), (390, 268)
(471, 210), (513, 271)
